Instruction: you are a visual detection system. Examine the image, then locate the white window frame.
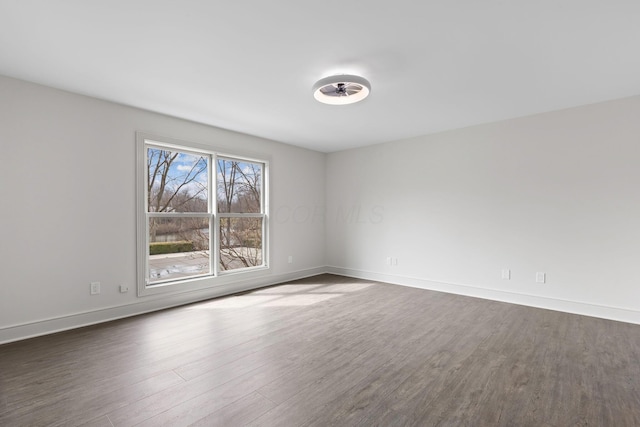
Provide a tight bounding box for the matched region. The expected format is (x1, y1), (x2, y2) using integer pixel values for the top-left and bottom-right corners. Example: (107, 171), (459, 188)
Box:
(136, 132), (269, 297)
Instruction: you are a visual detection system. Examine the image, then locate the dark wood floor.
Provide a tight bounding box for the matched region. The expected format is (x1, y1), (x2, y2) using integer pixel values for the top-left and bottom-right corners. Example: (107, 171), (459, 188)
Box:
(2, 274), (640, 426)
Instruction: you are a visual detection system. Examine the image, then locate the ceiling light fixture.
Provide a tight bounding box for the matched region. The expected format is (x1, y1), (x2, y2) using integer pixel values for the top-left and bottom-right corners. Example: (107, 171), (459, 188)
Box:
(312, 74), (371, 105)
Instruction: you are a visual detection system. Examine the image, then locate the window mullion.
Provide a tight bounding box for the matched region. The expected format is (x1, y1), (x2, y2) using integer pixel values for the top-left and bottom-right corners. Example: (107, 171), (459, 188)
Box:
(218, 213), (265, 218)
(148, 212), (211, 218)
(210, 154), (217, 276)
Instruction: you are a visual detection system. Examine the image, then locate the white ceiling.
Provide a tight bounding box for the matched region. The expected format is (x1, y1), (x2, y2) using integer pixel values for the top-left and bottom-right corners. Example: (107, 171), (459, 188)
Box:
(1, 1), (639, 152)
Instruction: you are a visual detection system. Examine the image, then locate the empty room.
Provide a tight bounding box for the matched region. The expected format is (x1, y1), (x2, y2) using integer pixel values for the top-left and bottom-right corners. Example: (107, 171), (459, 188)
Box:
(1, 1), (640, 426)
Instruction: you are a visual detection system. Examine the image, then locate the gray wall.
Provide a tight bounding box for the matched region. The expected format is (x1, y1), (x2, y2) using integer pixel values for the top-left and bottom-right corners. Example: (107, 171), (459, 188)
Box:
(0, 75), (326, 342)
(3, 73), (640, 343)
(326, 95), (640, 322)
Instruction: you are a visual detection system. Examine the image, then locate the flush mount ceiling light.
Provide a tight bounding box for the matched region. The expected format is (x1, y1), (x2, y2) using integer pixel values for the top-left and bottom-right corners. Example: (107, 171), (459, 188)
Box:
(312, 74), (371, 105)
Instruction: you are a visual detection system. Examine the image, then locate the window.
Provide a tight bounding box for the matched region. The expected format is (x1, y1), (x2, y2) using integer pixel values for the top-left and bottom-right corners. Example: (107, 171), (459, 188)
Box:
(217, 158), (264, 271)
(137, 133), (268, 295)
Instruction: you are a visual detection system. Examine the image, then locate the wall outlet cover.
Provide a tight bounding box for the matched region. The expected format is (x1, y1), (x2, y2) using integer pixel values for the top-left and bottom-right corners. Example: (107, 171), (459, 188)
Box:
(90, 282), (101, 295)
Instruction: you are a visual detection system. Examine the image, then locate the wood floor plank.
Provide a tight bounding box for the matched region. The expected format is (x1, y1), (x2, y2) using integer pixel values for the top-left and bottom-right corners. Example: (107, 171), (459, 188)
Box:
(131, 367), (284, 427)
(170, 283), (408, 382)
(249, 292), (470, 426)
(190, 391), (276, 426)
(105, 353), (282, 426)
(74, 415), (115, 427)
(2, 273), (640, 426)
(1, 370), (184, 427)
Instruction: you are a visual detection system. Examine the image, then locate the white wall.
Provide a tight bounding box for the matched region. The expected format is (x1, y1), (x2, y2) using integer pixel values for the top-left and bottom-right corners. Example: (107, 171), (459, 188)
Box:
(326, 96), (640, 323)
(0, 75), (326, 343)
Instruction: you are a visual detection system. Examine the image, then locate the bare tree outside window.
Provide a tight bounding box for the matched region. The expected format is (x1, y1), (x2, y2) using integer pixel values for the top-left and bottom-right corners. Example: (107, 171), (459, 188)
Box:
(217, 159), (263, 271)
(147, 149), (208, 213)
(147, 148), (210, 282)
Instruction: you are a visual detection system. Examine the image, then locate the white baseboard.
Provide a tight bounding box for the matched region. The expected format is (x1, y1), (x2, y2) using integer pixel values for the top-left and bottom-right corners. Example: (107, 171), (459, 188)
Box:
(327, 266), (640, 325)
(0, 267), (326, 345)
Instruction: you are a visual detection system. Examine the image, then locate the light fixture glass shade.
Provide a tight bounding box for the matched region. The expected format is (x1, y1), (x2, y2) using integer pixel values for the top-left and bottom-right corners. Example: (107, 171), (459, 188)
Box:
(312, 74), (371, 105)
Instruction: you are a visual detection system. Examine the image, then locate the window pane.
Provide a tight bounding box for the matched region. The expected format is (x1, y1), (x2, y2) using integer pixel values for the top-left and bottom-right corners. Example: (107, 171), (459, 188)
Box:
(148, 217), (210, 283)
(217, 159), (262, 213)
(147, 147), (208, 213)
(219, 217), (263, 271)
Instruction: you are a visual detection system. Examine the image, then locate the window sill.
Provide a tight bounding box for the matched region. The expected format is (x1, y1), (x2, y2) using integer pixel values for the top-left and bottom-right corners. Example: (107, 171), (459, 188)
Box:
(137, 266), (270, 297)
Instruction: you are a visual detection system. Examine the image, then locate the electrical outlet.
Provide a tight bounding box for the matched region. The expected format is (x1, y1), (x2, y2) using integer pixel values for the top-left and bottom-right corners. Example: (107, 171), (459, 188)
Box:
(288, 255), (293, 264)
(536, 272), (546, 284)
(119, 285), (129, 293)
(502, 269), (511, 280)
(90, 282), (101, 295)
